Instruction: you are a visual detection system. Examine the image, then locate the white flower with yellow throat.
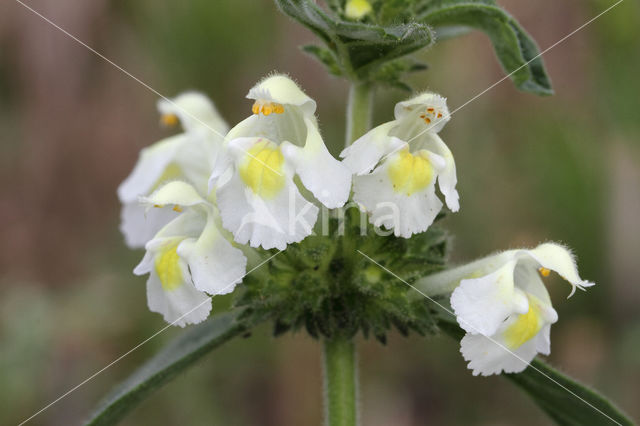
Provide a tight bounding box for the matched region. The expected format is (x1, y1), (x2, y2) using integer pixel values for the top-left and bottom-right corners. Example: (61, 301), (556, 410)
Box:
(340, 92), (458, 238)
(133, 181), (247, 327)
(416, 242), (595, 376)
(211, 75), (352, 250)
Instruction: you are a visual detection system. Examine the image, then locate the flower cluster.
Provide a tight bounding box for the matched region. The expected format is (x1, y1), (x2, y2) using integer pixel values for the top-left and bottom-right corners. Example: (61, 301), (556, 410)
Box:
(118, 74), (458, 327)
(118, 73), (593, 378)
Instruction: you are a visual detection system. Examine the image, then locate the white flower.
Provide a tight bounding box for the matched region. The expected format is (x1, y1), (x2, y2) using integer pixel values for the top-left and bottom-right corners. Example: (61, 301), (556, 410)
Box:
(118, 92), (228, 248)
(340, 92), (458, 238)
(212, 74), (352, 250)
(417, 242), (594, 376)
(133, 181), (247, 327)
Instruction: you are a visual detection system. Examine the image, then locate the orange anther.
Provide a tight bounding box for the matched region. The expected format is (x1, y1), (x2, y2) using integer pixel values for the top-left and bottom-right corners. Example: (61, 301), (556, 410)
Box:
(539, 267), (551, 277)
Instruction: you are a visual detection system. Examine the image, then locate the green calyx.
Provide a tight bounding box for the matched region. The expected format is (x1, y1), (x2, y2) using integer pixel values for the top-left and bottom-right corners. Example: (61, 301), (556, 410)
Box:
(235, 211), (449, 343)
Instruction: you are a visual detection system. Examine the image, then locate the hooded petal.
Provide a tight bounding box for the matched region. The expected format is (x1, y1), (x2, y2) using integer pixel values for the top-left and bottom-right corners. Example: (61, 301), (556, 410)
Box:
(177, 212), (247, 295)
(141, 180), (206, 209)
(451, 260), (529, 336)
(157, 91), (229, 136)
(394, 92), (450, 134)
(281, 117), (351, 208)
(526, 243), (595, 296)
(247, 74), (316, 116)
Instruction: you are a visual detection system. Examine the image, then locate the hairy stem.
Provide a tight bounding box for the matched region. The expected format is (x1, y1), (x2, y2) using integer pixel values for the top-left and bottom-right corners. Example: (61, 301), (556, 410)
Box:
(323, 336), (358, 426)
(345, 82), (374, 147)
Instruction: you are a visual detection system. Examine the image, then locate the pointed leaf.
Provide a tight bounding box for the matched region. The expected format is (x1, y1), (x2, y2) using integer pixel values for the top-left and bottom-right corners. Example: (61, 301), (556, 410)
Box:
(506, 360), (634, 426)
(417, 0), (553, 95)
(85, 310), (250, 426)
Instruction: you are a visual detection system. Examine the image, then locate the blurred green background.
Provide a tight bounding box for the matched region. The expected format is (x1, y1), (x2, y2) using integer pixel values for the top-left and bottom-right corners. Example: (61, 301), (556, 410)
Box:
(1, 0), (639, 424)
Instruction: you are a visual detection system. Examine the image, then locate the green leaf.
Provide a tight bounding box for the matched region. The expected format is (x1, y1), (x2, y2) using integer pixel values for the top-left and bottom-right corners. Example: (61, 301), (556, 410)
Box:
(275, 0), (434, 79)
(302, 44), (343, 76)
(369, 57), (428, 91)
(417, 0), (553, 95)
(506, 360), (634, 426)
(437, 319), (633, 425)
(85, 310), (250, 426)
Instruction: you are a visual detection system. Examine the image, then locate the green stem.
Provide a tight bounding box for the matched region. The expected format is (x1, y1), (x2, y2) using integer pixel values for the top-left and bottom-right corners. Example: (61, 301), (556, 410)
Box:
(323, 336), (358, 426)
(345, 82), (374, 147)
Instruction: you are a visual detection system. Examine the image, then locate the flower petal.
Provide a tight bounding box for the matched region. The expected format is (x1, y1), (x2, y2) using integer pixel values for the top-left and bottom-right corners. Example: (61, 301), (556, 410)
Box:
(247, 74), (316, 116)
(526, 243), (595, 296)
(460, 330), (537, 376)
(419, 133), (459, 212)
(141, 181), (206, 208)
(120, 202), (180, 249)
(394, 92), (450, 134)
(157, 91), (229, 135)
(146, 269), (211, 327)
(281, 118), (351, 208)
(217, 170), (319, 250)
(450, 260), (528, 336)
(352, 149), (444, 238)
(117, 134), (187, 203)
(177, 212), (247, 295)
(340, 122), (402, 175)
(150, 209), (207, 241)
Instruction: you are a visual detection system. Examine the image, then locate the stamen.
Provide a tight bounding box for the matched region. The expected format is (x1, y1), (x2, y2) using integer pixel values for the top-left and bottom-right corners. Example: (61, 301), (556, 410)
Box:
(539, 267), (551, 277)
(251, 100), (285, 115)
(172, 205), (183, 213)
(160, 114), (179, 127)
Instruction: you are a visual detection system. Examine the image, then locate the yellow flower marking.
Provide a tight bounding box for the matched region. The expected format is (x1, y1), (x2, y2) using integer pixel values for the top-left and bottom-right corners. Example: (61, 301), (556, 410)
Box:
(252, 100), (285, 116)
(239, 140), (285, 199)
(387, 150), (433, 196)
(154, 242), (183, 291)
(152, 163), (182, 191)
(503, 297), (544, 349)
(161, 113), (179, 127)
